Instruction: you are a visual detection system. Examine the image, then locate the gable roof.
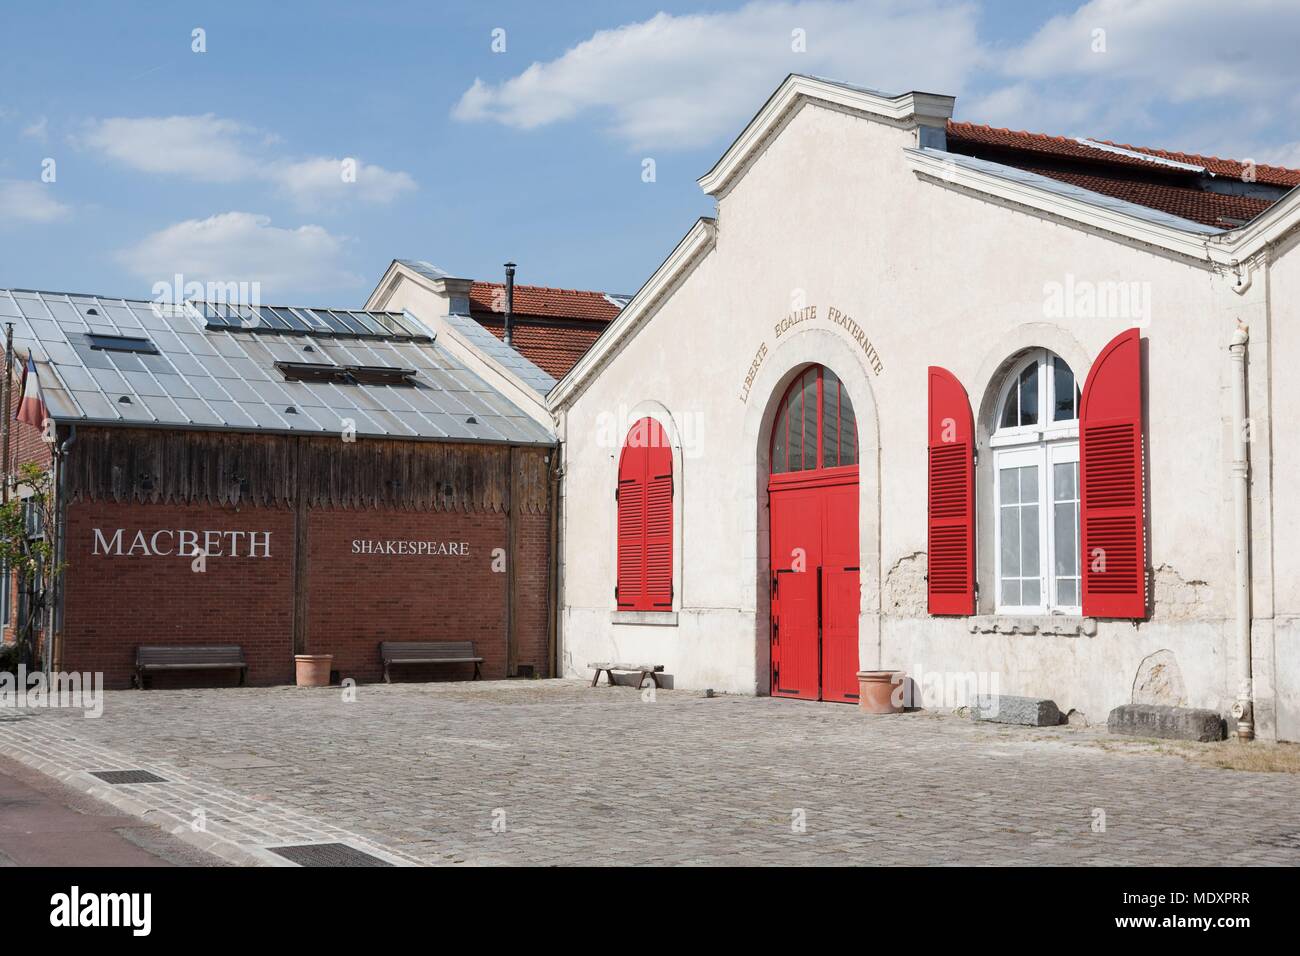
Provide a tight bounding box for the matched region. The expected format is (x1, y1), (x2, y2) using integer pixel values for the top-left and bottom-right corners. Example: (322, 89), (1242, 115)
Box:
(698, 73), (954, 196)
(1, 288), (554, 446)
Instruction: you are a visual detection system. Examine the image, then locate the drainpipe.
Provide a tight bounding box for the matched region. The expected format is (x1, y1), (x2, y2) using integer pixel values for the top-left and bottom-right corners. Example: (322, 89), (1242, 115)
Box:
(503, 262), (516, 348)
(1228, 321), (1253, 740)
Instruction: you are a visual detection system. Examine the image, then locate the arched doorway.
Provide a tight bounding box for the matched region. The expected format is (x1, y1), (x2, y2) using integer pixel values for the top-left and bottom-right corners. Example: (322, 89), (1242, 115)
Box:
(768, 364), (859, 702)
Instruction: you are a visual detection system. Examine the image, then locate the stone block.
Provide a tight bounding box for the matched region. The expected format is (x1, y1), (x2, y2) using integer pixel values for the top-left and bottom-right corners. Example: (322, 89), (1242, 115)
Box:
(1106, 704), (1226, 742)
(970, 695), (1061, 726)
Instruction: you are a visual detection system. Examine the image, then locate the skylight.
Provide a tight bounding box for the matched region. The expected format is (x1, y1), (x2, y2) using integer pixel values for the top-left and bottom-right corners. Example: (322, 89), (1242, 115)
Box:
(202, 302), (432, 342)
(84, 333), (159, 354)
(275, 362), (418, 386)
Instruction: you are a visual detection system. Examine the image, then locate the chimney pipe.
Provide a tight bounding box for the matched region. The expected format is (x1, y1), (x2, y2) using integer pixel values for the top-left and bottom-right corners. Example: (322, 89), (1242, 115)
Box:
(503, 262), (516, 347)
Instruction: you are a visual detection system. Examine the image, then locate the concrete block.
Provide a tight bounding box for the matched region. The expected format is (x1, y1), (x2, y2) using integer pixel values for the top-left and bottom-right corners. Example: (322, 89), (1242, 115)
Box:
(1106, 704), (1226, 742)
(970, 695), (1061, 726)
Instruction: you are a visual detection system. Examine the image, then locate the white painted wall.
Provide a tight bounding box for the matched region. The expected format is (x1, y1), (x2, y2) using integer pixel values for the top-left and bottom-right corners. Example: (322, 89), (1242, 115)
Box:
(555, 95), (1292, 739)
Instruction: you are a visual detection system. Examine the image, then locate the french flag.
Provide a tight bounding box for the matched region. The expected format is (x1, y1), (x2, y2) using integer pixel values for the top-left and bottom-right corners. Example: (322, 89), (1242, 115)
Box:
(16, 354), (49, 429)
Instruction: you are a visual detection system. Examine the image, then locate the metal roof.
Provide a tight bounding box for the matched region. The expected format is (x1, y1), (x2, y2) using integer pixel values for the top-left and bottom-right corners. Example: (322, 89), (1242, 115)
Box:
(395, 259), (454, 282)
(0, 288), (555, 446)
(440, 311), (557, 395)
(911, 147), (1226, 235)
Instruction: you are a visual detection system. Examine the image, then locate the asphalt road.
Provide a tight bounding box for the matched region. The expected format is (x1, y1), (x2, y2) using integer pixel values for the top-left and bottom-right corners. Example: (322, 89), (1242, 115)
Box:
(0, 752), (222, 867)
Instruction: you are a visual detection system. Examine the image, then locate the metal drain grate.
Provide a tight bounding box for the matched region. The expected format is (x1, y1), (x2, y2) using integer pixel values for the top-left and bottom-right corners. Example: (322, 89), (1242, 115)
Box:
(267, 843), (393, 867)
(89, 769), (168, 785)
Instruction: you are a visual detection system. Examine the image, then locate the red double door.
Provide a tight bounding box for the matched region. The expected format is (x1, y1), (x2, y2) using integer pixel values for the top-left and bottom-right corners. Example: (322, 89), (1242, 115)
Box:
(769, 468), (860, 703)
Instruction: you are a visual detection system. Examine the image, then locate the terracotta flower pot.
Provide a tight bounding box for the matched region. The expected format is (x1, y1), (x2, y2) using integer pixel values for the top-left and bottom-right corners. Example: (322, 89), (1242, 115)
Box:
(295, 654), (333, 687)
(857, 670), (905, 714)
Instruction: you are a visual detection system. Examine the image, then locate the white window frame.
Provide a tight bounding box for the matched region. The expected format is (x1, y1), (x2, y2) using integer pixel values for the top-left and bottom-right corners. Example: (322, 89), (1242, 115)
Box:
(992, 350), (1082, 616)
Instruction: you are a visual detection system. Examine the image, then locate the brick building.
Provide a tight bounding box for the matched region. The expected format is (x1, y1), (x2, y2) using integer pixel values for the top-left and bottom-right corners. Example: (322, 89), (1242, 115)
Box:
(369, 259), (627, 379)
(1, 288), (557, 688)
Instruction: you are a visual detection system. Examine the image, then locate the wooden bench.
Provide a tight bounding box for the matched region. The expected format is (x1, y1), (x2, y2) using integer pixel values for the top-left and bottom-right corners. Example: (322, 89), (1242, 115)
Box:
(134, 645), (247, 689)
(380, 641), (482, 683)
(589, 662), (665, 689)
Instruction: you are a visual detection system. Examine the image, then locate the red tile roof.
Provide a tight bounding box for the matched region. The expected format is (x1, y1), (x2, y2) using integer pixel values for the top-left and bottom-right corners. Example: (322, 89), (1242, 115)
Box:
(947, 121), (1300, 189)
(979, 155), (1273, 228)
(473, 316), (605, 379)
(945, 120), (1300, 228)
(469, 281), (623, 322)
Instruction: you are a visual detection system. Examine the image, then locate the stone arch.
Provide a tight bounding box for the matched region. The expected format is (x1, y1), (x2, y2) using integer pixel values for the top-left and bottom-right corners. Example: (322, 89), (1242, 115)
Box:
(740, 326), (882, 693)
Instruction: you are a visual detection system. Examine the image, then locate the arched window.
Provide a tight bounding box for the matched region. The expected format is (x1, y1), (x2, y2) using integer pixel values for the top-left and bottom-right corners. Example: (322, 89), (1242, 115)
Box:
(991, 350), (1081, 614)
(771, 366), (857, 475)
(616, 417), (673, 611)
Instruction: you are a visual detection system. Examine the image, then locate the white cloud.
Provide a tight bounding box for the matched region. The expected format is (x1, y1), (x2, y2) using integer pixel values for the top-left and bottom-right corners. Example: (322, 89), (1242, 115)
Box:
(453, 0), (986, 149)
(987, 0), (1300, 147)
(78, 114), (416, 205)
(21, 116), (49, 143)
(116, 212), (361, 294)
(452, 0), (1300, 163)
(269, 157), (417, 207)
(1005, 0), (1299, 98)
(0, 180), (71, 223)
(80, 114), (259, 182)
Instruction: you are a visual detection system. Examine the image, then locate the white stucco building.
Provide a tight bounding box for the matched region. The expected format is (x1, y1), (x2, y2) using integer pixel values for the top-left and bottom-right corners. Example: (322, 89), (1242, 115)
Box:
(546, 74), (1300, 742)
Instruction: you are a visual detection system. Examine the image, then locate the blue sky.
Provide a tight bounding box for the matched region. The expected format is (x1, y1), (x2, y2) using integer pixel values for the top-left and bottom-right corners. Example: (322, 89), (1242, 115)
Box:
(2, 0), (1298, 305)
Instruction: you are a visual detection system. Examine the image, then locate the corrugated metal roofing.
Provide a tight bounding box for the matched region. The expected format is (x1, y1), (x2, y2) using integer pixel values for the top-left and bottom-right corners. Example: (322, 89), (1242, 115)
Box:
(0, 289), (555, 446)
(440, 311), (557, 395)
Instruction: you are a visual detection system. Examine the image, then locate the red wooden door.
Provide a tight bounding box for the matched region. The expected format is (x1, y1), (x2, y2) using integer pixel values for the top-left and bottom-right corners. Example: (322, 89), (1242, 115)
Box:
(767, 365), (861, 703)
(769, 486), (822, 700)
(769, 473), (859, 703)
(820, 481), (860, 704)
(772, 567), (819, 699)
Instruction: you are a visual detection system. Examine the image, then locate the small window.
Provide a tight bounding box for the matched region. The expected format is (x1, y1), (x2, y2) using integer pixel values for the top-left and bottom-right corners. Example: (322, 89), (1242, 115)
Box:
(770, 366), (858, 475)
(992, 350), (1081, 614)
(84, 333), (158, 354)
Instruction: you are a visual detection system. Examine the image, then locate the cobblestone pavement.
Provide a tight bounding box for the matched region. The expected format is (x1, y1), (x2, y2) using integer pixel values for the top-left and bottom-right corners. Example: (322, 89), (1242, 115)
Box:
(2, 680), (1298, 866)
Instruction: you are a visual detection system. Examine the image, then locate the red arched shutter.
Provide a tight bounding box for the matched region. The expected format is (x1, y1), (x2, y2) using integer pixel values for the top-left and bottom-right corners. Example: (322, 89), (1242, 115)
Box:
(616, 431), (647, 609)
(645, 428), (673, 608)
(616, 418), (672, 611)
(1080, 329), (1146, 618)
(927, 367), (975, 615)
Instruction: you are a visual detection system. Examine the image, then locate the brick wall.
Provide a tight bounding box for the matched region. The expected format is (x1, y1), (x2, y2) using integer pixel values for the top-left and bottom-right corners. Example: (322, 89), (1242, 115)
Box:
(305, 508), (509, 682)
(515, 510), (552, 676)
(62, 500), (296, 687)
(56, 498), (552, 688)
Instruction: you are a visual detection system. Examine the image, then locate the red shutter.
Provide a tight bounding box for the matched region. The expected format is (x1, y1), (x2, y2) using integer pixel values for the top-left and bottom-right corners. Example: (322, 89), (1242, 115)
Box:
(1080, 329), (1146, 618)
(616, 436), (646, 609)
(645, 431), (673, 608)
(927, 366), (975, 615)
(616, 418), (673, 611)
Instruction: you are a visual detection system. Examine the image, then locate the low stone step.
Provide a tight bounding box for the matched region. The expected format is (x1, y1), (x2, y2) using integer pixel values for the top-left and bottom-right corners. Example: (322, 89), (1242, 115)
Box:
(1107, 704), (1225, 742)
(970, 695), (1061, 726)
